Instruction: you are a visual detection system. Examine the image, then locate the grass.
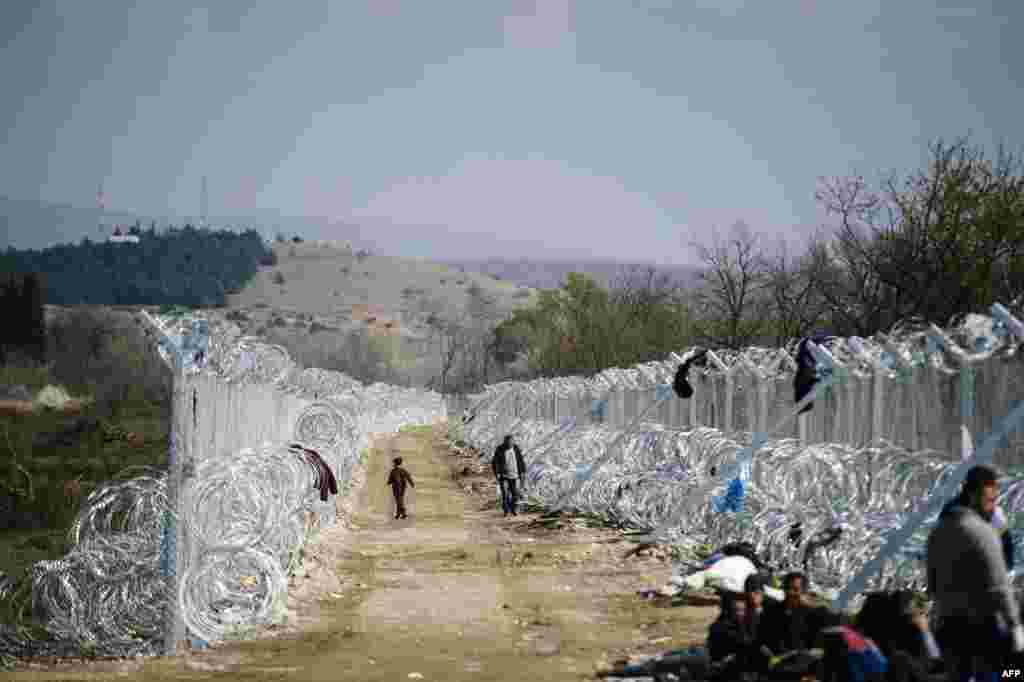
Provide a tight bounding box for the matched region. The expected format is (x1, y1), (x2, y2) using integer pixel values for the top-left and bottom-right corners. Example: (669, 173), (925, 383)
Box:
(0, 394), (170, 578)
(397, 424), (433, 435)
(1, 309), (172, 585)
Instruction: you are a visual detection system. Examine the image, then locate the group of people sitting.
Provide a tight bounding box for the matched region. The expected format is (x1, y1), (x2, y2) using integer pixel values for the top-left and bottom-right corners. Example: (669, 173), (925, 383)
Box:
(697, 464), (1022, 681)
(703, 570), (942, 681)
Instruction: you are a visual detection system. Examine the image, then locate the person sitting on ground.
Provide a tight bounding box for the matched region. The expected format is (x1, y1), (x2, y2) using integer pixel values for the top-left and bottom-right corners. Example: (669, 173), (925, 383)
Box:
(741, 573), (773, 674)
(492, 434), (526, 517)
(854, 591), (943, 682)
(759, 571), (836, 657)
(386, 457), (415, 520)
(706, 588), (763, 681)
(927, 464), (1024, 680)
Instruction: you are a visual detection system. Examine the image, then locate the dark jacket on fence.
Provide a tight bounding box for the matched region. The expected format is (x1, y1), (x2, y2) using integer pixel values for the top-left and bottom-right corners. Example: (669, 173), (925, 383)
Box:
(492, 443), (526, 479)
(290, 444), (338, 502)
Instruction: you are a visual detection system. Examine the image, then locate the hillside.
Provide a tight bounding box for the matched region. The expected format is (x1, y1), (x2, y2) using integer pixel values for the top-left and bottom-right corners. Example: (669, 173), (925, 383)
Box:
(437, 257), (704, 291)
(222, 240), (538, 341)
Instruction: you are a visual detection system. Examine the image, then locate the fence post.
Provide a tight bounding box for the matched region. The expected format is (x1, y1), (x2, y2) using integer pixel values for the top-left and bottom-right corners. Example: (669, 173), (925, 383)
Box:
(139, 311), (190, 656)
(871, 369), (885, 443)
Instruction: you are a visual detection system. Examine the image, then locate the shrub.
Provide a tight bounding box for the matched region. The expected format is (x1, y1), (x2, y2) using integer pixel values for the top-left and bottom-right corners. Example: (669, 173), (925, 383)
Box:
(46, 308), (171, 414)
(291, 235), (303, 243)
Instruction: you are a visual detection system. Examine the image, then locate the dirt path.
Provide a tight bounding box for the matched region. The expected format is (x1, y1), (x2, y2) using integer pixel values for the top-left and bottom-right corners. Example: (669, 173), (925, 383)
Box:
(9, 425), (716, 681)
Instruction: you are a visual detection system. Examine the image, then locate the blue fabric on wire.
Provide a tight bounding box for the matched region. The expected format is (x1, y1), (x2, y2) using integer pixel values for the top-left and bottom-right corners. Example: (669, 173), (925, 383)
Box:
(712, 477), (745, 513)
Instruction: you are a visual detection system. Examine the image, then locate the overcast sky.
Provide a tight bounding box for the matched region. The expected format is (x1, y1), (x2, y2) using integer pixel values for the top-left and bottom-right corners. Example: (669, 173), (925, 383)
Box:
(1, 1), (1020, 263)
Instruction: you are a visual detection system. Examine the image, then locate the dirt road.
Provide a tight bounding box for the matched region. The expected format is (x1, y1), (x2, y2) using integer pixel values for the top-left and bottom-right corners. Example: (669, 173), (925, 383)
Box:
(10, 425), (716, 681)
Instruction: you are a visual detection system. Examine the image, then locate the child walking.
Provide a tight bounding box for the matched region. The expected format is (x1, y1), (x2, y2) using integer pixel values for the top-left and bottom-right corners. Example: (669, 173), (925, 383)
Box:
(387, 457), (415, 519)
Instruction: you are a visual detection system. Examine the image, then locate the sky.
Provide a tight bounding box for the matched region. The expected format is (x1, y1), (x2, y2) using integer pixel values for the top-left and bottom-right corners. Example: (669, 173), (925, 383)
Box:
(1, 1), (1020, 263)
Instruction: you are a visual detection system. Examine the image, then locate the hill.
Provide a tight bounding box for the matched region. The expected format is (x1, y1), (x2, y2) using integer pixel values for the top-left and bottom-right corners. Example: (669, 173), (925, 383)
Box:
(436, 257), (704, 291)
(0, 226), (269, 307)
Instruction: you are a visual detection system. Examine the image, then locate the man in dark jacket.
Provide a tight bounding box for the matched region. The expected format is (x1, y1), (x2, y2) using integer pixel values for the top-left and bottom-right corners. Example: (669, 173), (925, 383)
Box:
(758, 571), (834, 656)
(707, 577), (771, 681)
(492, 434), (526, 517)
(928, 464), (1024, 680)
(386, 457), (415, 520)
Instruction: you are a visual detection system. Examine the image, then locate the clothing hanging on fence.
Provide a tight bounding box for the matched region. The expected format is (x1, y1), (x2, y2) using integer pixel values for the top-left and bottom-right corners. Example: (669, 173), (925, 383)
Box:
(290, 443), (338, 502)
(673, 348), (708, 400)
(793, 333), (836, 414)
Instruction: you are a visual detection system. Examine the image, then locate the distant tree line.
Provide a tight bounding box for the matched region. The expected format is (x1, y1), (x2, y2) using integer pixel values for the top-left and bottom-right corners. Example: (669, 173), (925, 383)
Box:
(0, 224), (274, 307)
(474, 136), (1024, 384)
(0, 272), (46, 365)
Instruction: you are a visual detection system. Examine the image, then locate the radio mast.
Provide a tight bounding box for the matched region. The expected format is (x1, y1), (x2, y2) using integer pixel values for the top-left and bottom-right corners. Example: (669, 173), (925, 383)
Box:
(97, 182), (106, 235)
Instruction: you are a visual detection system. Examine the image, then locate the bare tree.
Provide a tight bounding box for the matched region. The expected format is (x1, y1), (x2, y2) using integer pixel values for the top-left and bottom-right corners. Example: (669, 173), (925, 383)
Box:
(462, 283), (502, 387)
(762, 236), (828, 346)
(608, 265), (691, 360)
(688, 221), (769, 349)
(812, 137), (1024, 332)
(422, 299), (473, 393)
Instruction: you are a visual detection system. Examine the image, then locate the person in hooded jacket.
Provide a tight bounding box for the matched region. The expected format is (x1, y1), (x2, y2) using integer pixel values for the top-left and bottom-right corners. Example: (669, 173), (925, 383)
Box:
(927, 464), (1024, 681)
(940, 480), (1014, 572)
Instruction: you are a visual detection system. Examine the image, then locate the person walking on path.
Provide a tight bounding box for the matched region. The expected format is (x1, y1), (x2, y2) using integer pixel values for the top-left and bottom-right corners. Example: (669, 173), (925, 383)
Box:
(492, 434), (526, 517)
(387, 457), (415, 520)
(927, 464), (1024, 681)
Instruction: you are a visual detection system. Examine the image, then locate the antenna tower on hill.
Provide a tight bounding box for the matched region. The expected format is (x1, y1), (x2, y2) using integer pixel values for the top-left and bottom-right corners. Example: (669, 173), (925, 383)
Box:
(97, 182), (106, 235)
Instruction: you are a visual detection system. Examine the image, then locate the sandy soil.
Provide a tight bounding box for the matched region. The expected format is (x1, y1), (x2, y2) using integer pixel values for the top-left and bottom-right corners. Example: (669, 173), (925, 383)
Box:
(8, 425), (716, 681)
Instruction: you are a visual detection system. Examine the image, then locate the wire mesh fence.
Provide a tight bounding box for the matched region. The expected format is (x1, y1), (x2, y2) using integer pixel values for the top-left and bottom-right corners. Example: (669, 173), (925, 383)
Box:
(461, 306), (1024, 612)
(0, 309), (444, 659)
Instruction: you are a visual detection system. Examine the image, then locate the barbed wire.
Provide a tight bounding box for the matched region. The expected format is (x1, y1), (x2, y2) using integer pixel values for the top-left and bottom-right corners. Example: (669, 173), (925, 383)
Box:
(0, 311), (443, 658)
(464, 308), (1024, 613)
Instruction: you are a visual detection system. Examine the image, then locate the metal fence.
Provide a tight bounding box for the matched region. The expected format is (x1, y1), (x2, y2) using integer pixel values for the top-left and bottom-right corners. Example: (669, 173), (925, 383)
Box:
(465, 311), (1024, 468)
(147, 311), (446, 652)
(0, 310), (444, 659)
(455, 305), (1024, 609)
